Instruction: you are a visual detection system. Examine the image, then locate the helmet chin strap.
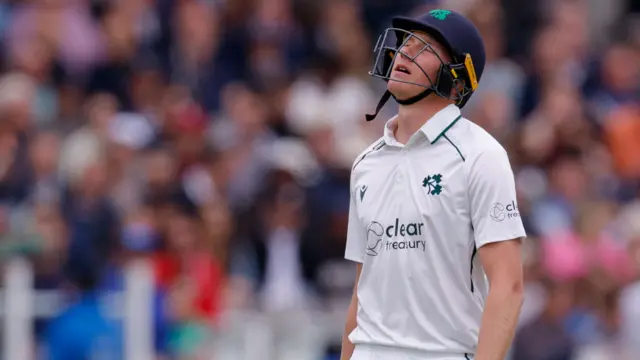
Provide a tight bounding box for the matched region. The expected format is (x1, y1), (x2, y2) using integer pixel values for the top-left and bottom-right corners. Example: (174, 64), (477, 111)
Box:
(394, 88), (433, 105)
(365, 88), (433, 121)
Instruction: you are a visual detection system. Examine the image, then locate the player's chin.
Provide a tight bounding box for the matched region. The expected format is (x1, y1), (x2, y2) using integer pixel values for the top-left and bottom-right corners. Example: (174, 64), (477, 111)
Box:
(387, 79), (427, 99)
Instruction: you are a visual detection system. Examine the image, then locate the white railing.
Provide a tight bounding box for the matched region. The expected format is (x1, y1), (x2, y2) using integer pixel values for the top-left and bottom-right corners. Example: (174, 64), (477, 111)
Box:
(7, 255), (635, 360)
(0, 257), (348, 360)
(123, 260), (155, 360)
(3, 257), (33, 360)
(1, 257), (156, 360)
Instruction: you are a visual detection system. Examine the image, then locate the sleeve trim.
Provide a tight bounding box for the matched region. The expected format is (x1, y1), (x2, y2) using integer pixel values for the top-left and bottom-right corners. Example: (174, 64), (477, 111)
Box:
(475, 232), (526, 248)
(344, 253), (365, 263)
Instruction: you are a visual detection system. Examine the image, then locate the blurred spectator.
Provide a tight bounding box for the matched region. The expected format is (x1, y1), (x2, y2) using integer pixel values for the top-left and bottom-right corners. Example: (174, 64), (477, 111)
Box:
(573, 288), (627, 360)
(603, 104), (640, 181)
(60, 149), (119, 286)
(165, 277), (214, 359)
(512, 278), (576, 360)
(587, 42), (640, 123)
(208, 82), (277, 211)
(235, 165), (317, 312)
(44, 259), (122, 360)
(106, 111), (155, 212)
(541, 201), (635, 285)
(99, 205), (170, 356)
(154, 207), (224, 320)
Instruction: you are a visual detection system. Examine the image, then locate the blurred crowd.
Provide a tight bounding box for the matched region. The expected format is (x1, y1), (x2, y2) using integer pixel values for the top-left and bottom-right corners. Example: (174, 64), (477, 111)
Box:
(0, 0), (638, 359)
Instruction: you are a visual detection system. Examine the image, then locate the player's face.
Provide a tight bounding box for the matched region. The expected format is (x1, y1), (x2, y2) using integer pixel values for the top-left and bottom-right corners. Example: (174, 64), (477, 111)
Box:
(387, 31), (451, 100)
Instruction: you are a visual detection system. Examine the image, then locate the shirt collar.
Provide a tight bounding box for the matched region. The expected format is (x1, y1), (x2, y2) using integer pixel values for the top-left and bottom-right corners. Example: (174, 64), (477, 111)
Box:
(383, 115), (402, 147)
(383, 104), (462, 146)
(420, 104), (463, 144)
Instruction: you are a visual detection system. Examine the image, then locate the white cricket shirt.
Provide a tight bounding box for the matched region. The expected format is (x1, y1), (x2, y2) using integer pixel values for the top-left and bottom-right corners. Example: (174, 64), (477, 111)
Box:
(344, 104), (526, 356)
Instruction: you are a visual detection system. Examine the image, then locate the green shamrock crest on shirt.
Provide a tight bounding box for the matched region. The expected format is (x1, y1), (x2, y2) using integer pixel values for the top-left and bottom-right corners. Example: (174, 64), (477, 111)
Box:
(422, 174), (443, 195)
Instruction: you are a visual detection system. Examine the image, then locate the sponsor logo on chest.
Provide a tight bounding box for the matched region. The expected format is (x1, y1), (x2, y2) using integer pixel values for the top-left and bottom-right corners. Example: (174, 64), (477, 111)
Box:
(366, 218), (426, 256)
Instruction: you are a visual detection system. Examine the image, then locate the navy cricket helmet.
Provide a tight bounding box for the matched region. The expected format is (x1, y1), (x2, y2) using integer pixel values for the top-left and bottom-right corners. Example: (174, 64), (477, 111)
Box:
(365, 9), (486, 121)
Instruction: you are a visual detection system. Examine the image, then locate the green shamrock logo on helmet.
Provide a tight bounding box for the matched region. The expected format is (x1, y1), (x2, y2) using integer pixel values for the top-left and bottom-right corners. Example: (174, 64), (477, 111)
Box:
(429, 9), (452, 20)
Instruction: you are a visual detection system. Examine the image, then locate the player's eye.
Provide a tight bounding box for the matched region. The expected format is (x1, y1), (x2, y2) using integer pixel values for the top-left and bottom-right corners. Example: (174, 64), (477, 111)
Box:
(400, 36), (421, 52)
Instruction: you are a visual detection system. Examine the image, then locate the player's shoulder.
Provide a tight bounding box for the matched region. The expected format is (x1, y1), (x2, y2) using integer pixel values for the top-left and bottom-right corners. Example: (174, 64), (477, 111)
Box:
(458, 116), (509, 162)
(351, 136), (386, 173)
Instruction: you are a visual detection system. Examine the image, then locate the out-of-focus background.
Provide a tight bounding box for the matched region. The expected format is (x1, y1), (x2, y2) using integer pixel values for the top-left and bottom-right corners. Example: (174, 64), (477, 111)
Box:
(0, 0), (638, 359)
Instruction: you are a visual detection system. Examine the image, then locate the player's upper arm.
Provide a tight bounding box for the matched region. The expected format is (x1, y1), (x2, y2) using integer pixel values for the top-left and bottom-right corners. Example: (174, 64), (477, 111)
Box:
(467, 145), (526, 249)
(344, 174), (367, 263)
(477, 239), (523, 289)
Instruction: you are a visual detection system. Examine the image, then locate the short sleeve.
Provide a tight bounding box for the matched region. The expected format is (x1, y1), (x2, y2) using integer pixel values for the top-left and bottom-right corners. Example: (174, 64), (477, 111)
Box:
(467, 147), (526, 248)
(344, 176), (367, 263)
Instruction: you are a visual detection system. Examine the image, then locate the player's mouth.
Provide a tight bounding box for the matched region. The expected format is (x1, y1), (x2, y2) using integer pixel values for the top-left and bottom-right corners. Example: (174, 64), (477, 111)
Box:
(393, 64), (412, 75)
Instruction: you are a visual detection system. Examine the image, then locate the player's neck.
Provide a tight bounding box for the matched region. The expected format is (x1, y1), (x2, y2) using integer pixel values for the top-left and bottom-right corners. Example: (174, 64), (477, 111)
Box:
(395, 98), (452, 144)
